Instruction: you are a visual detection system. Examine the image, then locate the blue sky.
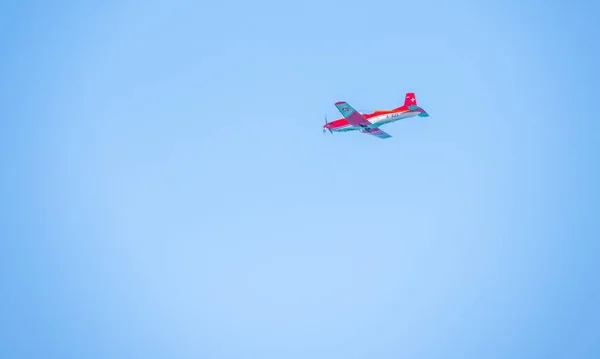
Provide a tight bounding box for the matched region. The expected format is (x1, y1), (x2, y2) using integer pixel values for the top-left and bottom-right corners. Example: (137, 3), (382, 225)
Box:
(1, 0), (599, 358)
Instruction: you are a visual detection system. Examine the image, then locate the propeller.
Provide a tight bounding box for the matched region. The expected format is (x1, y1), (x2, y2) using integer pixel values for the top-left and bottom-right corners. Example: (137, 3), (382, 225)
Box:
(323, 115), (332, 135)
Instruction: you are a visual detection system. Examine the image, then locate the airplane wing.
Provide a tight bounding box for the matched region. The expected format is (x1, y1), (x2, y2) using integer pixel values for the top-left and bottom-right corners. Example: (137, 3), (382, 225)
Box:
(360, 127), (392, 139)
(335, 101), (392, 139)
(334, 101), (372, 127)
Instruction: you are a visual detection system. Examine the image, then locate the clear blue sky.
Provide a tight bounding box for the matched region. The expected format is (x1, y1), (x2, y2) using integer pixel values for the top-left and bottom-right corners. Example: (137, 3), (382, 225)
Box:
(1, 0), (599, 358)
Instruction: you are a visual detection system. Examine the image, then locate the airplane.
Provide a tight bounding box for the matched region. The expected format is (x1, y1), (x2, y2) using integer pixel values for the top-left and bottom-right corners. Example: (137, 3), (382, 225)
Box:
(323, 92), (429, 139)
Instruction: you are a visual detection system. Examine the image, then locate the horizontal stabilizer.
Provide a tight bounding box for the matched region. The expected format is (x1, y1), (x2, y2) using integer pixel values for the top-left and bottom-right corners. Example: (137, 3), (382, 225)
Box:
(409, 105), (429, 117)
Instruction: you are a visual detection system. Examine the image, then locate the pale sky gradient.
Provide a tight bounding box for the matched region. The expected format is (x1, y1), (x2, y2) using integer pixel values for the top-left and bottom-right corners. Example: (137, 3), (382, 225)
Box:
(1, 0), (599, 358)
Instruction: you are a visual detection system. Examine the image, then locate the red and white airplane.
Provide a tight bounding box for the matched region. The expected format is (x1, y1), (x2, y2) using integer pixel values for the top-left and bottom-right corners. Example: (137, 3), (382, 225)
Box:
(323, 92), (429, 139)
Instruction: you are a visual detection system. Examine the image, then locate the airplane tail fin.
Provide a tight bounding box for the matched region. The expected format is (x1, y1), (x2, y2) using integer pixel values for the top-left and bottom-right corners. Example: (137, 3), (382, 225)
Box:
(403, 92), (429, 117)
(404, 93), (417, 107)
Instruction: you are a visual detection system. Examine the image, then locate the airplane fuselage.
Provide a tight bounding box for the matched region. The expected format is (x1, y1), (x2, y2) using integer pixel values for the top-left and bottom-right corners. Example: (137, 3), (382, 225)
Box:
(325, 108), (422, 133)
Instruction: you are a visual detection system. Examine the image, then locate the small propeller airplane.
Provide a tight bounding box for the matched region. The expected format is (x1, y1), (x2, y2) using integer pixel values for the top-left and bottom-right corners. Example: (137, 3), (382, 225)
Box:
(323, 92), (429, 139)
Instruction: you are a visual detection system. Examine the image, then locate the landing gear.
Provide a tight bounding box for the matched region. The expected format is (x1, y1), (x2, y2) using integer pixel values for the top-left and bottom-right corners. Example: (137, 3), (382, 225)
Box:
(358, 124), (372, 132)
